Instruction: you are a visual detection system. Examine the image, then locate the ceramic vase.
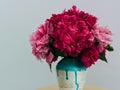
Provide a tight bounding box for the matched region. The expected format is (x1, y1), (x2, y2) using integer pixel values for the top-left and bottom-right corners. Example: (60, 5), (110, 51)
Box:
(56, 57), (87, 90)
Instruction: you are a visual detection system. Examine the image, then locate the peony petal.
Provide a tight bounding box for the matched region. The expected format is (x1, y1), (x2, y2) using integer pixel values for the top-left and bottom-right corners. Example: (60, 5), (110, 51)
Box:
(46, 52), (54, 64)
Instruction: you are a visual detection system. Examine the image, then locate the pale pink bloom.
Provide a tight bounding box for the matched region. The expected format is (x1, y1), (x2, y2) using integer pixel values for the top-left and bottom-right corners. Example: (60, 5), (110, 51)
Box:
(30, 21), (56, 64)
(92, 25), (112, 52)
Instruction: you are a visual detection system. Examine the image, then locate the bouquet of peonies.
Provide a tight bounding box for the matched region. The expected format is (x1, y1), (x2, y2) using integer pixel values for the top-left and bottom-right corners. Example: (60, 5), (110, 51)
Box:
(30, 6), (113, 68)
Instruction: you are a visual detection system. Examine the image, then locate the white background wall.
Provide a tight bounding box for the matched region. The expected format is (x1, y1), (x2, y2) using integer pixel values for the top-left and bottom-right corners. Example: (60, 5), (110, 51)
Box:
(0, 0), (119, 90)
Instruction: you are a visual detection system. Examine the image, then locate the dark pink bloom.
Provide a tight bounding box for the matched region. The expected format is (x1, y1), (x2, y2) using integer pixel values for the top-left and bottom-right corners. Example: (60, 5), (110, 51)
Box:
(48, 6), (97, 56)
(81, 45), (100, 68)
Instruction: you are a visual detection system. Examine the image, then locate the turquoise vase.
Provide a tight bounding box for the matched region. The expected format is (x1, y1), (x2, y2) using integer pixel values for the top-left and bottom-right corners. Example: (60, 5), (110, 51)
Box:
(56, 57), (87, 90)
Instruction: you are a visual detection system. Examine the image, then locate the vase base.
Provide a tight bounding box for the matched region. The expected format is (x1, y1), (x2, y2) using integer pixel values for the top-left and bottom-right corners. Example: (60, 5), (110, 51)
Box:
(59, 88), (83, 90)
(57, 70), (86, 90)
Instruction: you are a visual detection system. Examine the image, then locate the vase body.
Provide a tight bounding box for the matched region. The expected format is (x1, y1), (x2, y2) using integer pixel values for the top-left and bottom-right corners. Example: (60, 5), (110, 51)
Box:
(56, 57), (87, 90)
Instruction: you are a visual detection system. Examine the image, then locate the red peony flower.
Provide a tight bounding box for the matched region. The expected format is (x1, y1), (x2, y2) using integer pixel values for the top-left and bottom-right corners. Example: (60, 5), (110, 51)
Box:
(81, 45), (100, 68)
(48, 6), (97, 56)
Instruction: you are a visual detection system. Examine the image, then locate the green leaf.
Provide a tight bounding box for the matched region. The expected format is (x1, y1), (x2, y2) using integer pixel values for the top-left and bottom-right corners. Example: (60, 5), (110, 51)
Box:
(51, 46), (64, 57)
(99, 53), (108, 63)
(49, 64), (52, 72)
(105, 45), (114, 51)
(49, 38), (54, 44)
(54, 48), (64, 56)
(49, 38), (64, 57)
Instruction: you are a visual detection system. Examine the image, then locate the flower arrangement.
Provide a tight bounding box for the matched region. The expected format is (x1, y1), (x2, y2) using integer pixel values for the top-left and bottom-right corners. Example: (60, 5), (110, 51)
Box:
(30, 6), (113, 68)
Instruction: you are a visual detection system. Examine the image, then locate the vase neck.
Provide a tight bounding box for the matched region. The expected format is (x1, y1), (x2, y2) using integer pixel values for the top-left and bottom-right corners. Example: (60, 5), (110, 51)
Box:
(56, 57), (86, 71)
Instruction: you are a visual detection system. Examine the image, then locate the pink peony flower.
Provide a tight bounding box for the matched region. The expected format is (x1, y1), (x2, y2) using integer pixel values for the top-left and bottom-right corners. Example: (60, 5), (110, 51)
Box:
(81, 45), (100, 68)
(48, 6), (97, 56)
(92, 25), (112, 52)
(30, 21), (57, 64)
